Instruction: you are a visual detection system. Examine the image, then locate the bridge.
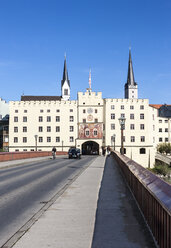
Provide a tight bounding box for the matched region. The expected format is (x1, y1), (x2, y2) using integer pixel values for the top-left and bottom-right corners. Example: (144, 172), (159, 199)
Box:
(0, 152), (170, 248)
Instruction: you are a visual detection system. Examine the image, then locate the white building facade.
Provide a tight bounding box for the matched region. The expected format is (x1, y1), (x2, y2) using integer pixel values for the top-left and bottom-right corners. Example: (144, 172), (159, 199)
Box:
(0, 98), (9, 120)
(9, 52), (171, 168)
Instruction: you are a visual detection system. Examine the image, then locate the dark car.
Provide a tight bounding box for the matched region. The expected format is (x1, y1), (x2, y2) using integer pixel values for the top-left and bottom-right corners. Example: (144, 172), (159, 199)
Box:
(68, 148), (81, 159)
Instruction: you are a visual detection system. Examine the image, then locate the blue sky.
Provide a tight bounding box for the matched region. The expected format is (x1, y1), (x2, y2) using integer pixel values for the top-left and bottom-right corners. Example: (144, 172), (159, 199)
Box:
(0, 0), (171, 103)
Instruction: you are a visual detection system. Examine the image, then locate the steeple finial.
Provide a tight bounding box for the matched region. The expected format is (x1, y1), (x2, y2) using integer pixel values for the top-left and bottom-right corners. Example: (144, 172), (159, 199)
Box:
(89, 68), (91, 89)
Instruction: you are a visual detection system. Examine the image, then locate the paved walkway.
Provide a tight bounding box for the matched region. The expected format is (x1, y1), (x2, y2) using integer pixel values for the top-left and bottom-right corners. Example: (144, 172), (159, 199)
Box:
(8, 155), (156, 248)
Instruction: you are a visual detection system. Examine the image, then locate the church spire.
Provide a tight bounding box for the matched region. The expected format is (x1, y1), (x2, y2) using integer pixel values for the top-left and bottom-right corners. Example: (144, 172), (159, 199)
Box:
(61, 55), (70, 100)
(127, 48), (135, 86)
(124, 48), (138, 99)
(62, 55), (70, 87)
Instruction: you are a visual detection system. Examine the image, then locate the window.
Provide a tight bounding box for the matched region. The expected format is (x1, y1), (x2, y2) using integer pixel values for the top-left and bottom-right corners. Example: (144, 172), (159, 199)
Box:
(159, 137), (162, 142)
(123, 136), (125, 142)
(140, 114), (144, 119)
(130, 124), (134, 130)
(165, 138), (168, 142)
(121, 113), (125, 118)
(70, 109), (73, 112)
(130, 105), (134, 110)
(23, 116), (27, 122)
(153, 125), (155, 131)
(47, 116), (51, 122)
(56, 116), (60, 122)
(47, 137), (51, 142)
(85, 130), (89, 136)
(130, 114), (134, 119)
(47, 126), (51, 132)
(56, 126), (60, 132)
(56, 137), (60, 142)
(40, 109), (43, 113)
(111, 105), (115, 109)
(95, 118), (98, 123)
(15, 149), (19, 151)
(70, 126), (74, 132)
(111, 124), (115, 130)
(121, 105), (124, 109)
(131, 136), (135, 142)
(15, 110), (18, 113)
(94, 129), (98, 136)
(98, 103), (100, 105)
(23, 149), (27, 151)
(159, 128), (162, 132)
(23, 126), (27, 132)
(140, 148), (146, 154)
(70, 136), (74, 142)
(56, 109), (60, 112)
(95, 109), (98, 113)
(39, 137), (43, 142)
(140, 124), (144, 130)
(14, 137), (18, 143)
(159, 119), (162, 123)
(165, 120), (168, 123)
(14, 127), (18, 132)
(24, 110), (27, 113)
(140, 105), (144, 110)
(39, 126), (43, 132)
(152, 114), (155, 120)
(111, 114), (115, 119)
(83, 109), (86, 113)
(14, 117), (18, 122)
(64, 89), (68, 95)
(23, 137), (27, 143)
(47, 109), (50, 113)
(165, 128), (168, 132)
(70, 116), (74, 122)
(83, 119), (86, 123)
(39, 116), (43, 122)
(141, 136), (145, 142)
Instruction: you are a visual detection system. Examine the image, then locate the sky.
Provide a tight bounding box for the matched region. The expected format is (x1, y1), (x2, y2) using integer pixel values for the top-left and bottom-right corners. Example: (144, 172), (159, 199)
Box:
(0, 0), (171, 104)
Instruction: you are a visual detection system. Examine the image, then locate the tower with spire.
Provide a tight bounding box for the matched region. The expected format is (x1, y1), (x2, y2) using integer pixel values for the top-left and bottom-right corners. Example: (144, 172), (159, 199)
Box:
(61, 55), (70, 100)
(124, 48), (138, 99)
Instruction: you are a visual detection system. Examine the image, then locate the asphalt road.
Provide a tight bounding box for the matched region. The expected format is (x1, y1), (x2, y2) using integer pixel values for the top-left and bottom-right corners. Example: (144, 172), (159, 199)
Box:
(0, 155), (96, 247)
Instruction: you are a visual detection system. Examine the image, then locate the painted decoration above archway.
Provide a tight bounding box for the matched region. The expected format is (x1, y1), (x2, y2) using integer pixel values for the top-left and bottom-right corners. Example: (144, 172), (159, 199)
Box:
(79, 123), (103, 139)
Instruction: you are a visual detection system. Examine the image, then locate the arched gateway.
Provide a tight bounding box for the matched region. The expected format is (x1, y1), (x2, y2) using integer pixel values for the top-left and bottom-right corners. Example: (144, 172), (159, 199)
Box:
(82, 141), (99, 155)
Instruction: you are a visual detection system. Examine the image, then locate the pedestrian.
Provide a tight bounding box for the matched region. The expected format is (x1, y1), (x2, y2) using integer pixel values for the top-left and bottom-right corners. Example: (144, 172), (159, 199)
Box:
(107, 146), (111, 157)
(52, 146), (56, 159)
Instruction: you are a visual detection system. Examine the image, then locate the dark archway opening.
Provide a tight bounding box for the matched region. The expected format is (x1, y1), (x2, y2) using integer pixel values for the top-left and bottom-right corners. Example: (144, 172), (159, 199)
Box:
(82, 141), (99, 155)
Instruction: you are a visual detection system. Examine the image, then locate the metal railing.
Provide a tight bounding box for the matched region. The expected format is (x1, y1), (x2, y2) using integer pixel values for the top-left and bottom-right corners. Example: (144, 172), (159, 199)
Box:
(111, 151), (171, 248)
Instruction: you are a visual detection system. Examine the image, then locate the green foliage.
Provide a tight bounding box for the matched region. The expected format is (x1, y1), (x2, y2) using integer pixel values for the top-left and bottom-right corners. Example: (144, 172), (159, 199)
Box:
(157, 143), (171, 155)
(152, 161), (170, 177)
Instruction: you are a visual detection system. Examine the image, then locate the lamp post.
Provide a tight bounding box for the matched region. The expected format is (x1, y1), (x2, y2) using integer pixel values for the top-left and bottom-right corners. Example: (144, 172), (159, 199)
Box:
(62, 140), (64, 151)
(118, 117), (126, 155)
(34, 135), (38, 151)
(113, 134), (116, 151)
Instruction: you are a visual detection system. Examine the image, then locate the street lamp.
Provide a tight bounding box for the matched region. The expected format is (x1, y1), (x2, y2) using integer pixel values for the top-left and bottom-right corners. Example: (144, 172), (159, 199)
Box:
(118, 117), (126, 155)
(113, 134), (116, 151)
(34, 135), (38, 151)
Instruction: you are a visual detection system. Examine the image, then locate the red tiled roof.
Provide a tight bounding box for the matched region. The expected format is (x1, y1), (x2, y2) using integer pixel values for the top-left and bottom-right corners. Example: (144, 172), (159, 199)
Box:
(149, 104), (163, 109)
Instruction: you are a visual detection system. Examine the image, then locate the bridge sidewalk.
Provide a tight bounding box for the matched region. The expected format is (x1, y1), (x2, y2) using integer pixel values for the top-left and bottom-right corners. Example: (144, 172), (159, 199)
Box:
(13, 156), (156, 248)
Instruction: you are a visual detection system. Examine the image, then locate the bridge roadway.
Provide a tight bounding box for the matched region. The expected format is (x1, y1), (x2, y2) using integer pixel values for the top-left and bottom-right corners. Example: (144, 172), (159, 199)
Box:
(1, 155), (156, 248)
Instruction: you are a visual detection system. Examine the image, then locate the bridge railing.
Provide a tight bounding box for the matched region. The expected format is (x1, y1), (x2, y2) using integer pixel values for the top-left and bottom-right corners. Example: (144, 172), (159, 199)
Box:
(0, 151), (67, 162)
(111, 151), (171, 248)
